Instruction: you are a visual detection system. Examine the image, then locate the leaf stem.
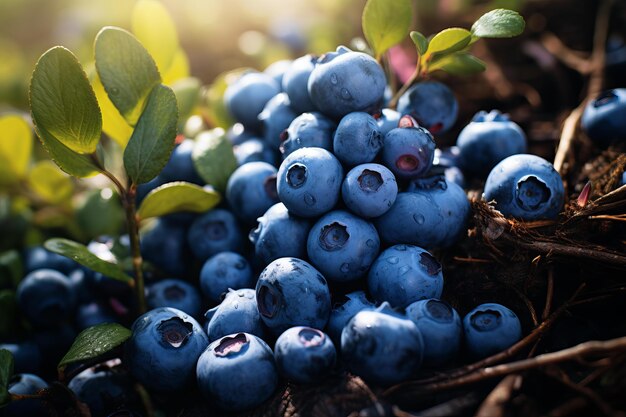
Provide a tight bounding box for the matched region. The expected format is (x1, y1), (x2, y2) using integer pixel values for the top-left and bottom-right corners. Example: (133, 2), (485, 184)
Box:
(124, 183), (146, 315)
(389, 56), (422, 109)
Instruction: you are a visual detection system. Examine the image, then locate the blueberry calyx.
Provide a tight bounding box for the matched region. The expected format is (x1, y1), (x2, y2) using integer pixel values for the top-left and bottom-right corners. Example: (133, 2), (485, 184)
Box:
(264, 174), (278, 199)
(470, 309), (502, 331)
(214, 333), (249, 357)
(419, 252), (442, 276)
(428, 122), (444, 134)
(516, 175), (550, 211)
(163, 284), (186, 301)
(298, 328), (325, 348)
(593, 90), (618, 108)
(425, 300), (453, 322)
(287, 164), (307, 188)
(396, 154), (419, 172)
(205, 220), (227, 240)
(157, 317), (193, 348)
(357, 169), (383, 192)
(319, 222), (349, 251)
(258, 285), (279, 318)
(398, 115), (418, 128)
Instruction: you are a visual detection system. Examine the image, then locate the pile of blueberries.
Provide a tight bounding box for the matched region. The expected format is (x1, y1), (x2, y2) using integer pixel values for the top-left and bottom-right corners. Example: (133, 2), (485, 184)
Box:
(4, 46), (624, 416)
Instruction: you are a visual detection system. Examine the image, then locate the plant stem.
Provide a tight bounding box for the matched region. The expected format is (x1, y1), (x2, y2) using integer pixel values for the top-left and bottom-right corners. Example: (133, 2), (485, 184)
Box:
(124, 183), (146, 315)
(388, 56), (422, 109)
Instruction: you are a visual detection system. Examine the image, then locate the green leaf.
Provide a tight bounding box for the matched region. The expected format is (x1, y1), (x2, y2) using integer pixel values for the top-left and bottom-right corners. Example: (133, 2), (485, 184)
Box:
(0, 291), (18, 338)
(0, 349), (14, 407)
(91, 72), (133, 149)
(44, 238), (134, 284)
(137, 181), (221, 220)
(0, 115), (32, 184)
(410, 31), (429, 56)
(75, 189), (125, 240)
(429, 52), (487, 75)
(171, 77), (201, 130)
(471, 9), (525, 39)
(424, 28), (471, 60)
(0, 250), (22, 290)
(28, 161), (74, 204)
(32, 128), (100, 178)
(58, 323), (131, 370)
(132, 0), (179, 74)
(362, 0), (412, 59)
(192, 129), (238, 193)
(123, 84), (178, 184)
(94, 27), (161, 126)
(30, 46), (102, 155)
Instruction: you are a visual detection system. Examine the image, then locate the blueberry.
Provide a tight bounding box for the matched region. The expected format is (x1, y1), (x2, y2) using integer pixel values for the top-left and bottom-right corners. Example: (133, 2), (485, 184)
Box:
(326, 291), (375, 346)
(200, 252), (254, 305)
(280, 112), (336, 158)
(205, 289), (265, 343)
(147, 279), (202, 318)
(16, 269), (75, 328)
(306, 210), (380, 283)
(23, 245), (77, 275)
(581, 88), (626, 146)
(375, 108), (401, 135)
(3, 373), (48, 416)
(187, 208), (244, 262)
(141, 218), (193, 277)
(234, 138), (279, 167)
(341, 304), (424, 386)
(226, 123), (257, 146)
(463, 303), (522, 359)
(333, 112), (383, 166)
(136, 175), (167, 206)
(484, 154), (564, 220)
(341, 163), (398, 218)
(264, 59), (292, 87)
(368, 245), (443, 308)
(256, 257), (331, 335)
(68, 364), (137, 417)
(258, 93), (298, 150)
(249, 203), (312, 267)
(196, 332), (278, 411)
(282, 55), (318, 113)
(308, 46), (386, 119)
(277, 147), (344, 217)
(32, 323), (76, 374)
(226, 161), (280, 225)
(274, 326), (336, 384)
(75, 302), (118, 331)
(382, 117), (436, 180)
(396, 81), (458, 134)
(125, 307), (209, 392)
(457, 110), (527, 177)
(0, 342), (41, 374)
(160, 139), (204, 184)
(376, 176), (470, 249)
(224, 71), (281, 131)
(405, 299), (462, 366)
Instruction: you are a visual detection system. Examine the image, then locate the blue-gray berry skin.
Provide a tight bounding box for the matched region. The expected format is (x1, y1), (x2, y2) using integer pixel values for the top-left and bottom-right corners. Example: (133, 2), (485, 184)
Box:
(226, 161), (280, 225)
(196, 332), (278, 412)
(0, 342), (41, 375)
(200, 252), (254, 305)
(308, 46), (386, 119)
(226, 123), (257, 146)
(75, 302), (118, 331)
(224, 71), (281, 131)
(367, 245), (443, 309)
(280, 112), (336, 158)
(397, 81), (458, 134)
(376, 176), (470, 249)
(382, 121), (436, 180)
(333, 112), (383, 166)
(457, 110), (527, 177)
(141, 219), (192, 277)
(17, 269), (75, 328)
(264, 59), (292, 88)
(147, 279), (202, 318)
(255, 257), (331, 335)
(235, 139), (279, 167)
(326, 291), (375, 346)
(4, 373), (49, 416)
(205, 289), (266, 343)
(160, 139), (204, 185)
(463, 303), (522, 359)
(125, 307), (209, 392)
(405, 299), (462, 367)
(341, 305), (424, 386)
(341, 163), (398, 218)
(376, 108), (401, 135)
(249, 203), (312, 267)
(581, 88), (626, 146)
(282, 55), (318, 113)
(187, 208), (244, 262)
(306, 210), (380, 283)
(277, 147), (344, 218)
(258, 93), (298, 150)
(274, 327), (336, 384)
(68, 365), (136, 417)
(24, 245), (78, 274)
(484, 154), (564, 220)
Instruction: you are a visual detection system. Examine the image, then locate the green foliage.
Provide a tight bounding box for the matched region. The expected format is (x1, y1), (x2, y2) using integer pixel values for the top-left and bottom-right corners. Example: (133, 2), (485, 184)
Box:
(202, 69), (245, 129)
(131, 0), (179, 74)
(0, 291), (18, 339)
(58, 323), (132, 371)
(123, 84), (178, 184)
(94, 27), (161, 127)
(137, 181), (221, 220)
(362, 0), (412, 59)
(75, 189), (125, 239)
(0, 349), (13, 407)
(424, 28), (472, 59)
(429, 52), (486, 75)
(192, 130), (238, 193)
(471, 8), (525, 40)
(410, 31), (428, 56)
(171, 77), (201, 131)
(44, 238), (134, 284)
(27, 161), (74, 204)
(0, 115), (32, 185)
(0, 250), (22, 290)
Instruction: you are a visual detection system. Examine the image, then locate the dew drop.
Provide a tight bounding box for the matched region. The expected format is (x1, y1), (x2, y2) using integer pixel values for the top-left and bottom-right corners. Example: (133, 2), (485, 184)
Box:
(304, 193), (316, 206)
(413, 214), (425, 225)
(340, 88), (352, 100)
(398, 265), (411, 276)
(330, 73), (338, 85)
(386, 256), (399, 264)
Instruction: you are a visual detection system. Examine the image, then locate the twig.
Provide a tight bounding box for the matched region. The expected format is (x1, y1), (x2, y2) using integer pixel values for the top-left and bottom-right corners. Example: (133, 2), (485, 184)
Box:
(547, 397), (589, 417)
(540, 32), (592, 74)
(542, 268), (555, 320)
(474, 374), (522, 417)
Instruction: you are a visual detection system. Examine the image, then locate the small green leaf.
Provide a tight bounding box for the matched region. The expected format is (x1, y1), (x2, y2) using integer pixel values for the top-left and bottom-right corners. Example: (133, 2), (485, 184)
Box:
(192, 129), (238, 193)
(424, 28), (471, 60)
(44, 238), (134, 284)
(471, 9), (525, 39)
(362, 0), (412, 59)
(94, 27), (161, 126)
(0, 291), (18, 338)
(33, 129), (100, 178)
(30, 46), (102, 155)
(0, 349), (14, 407)
(132, 0), (179, 74)
(58, 323), (131, 370)
(28, 161), (74, 204)
(0, 115), (32, 184)
(91, 72), (133, 149)
(0, 250), (22, 290)
(137, 181), (221, 220)
(123, 84), (178, 184)
(429, 52), (487, 75)
(410, 31), (429, 56)
(171, 77), (201, 130)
